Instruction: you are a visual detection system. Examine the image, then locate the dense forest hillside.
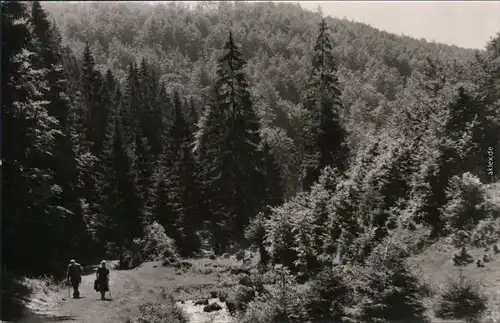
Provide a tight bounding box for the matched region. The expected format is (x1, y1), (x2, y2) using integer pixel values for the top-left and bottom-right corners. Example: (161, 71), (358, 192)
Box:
(3, 1), (500, 322)
(43, 1), (487, 196)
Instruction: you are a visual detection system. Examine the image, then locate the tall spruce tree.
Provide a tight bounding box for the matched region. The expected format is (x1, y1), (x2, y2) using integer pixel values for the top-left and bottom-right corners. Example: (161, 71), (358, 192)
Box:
(2, 1), (63, 275)
(302, 19), (349, 191)
(195, 32), (265, 253)
(159, 91), (203, 256)
(30, 1), (92, 264)
(99, 86), (144, 268)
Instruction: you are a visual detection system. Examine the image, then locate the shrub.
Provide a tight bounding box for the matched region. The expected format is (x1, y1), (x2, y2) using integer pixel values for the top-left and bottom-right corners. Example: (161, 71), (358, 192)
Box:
(237, 295), (280, 323)
(349, 239), (429, 323)
(140, 222), (178, 260)
(471, 218), (500, 247)
(442, 173), (488, 233)
(126, 299), (188, 323)
(305, 265), (352, 321)
(451, 229), (472, 248)
(452, 246), (474, 267)
(264, 198), (301, 271)
(434, 273), (488, 323)
(245, 212), (270, 267)
(229, 285), (256, 313)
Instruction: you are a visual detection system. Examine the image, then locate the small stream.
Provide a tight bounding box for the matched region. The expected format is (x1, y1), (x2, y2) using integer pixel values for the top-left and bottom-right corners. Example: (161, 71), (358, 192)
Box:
(176, 298), (232, 323)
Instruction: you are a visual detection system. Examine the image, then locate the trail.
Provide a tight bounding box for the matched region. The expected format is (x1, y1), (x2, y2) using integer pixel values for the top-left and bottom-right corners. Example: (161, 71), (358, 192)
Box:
(16, 260), (235, 323)
(17, 261), (157, 323)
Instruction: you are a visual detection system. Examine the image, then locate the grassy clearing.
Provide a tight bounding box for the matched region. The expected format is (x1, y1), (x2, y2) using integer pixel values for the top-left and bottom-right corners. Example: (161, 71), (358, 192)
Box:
(112, 250), (259, 322)
(409, 238), (500, 322)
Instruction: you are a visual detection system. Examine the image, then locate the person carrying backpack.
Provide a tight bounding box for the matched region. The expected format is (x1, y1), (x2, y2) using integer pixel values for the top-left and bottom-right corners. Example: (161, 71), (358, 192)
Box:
(66, 259), (83, 298)
(95, 260), (110, 300)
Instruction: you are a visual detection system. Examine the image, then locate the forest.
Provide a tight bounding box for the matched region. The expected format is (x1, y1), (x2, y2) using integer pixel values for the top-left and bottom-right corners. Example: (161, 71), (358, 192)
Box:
(2, 1), (500, 322)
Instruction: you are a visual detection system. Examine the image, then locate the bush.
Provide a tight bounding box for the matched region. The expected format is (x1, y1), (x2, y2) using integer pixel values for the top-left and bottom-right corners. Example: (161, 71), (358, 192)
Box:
(264, 198), (301, 270)
(140, 222), (178, 260)
(452, 247), (474, 267)
(434, 273), (488, 323)
(229, 285), (256, 313)
(126, 298), (188, 323)
(451, 229), (472, 248)
(245, 213), (270, 267)
(119, 222), (178, 269)
(471, 218), (500, 247)
(442, 173), (488, 232)
(350, 239), (429, 323)
(305, 265), (352, 321)
(237, 295), (280, 323)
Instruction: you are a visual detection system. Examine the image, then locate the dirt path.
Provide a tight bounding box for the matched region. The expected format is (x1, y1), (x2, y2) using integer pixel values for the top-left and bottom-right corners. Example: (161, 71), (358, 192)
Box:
(18, 261), (151, 323)
(16, 258), (239, 323)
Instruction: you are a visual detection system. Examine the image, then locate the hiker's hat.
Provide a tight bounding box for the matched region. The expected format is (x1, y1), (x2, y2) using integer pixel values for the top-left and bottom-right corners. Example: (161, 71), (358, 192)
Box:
(70, 259), (75, 264)
(101, 260), (106, 265)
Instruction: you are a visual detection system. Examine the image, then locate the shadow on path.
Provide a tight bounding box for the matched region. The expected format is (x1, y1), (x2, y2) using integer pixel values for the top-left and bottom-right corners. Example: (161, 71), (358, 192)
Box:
(1, 273), (34, 322)
(9, 309), (77, 323)
(34, 313), (77, 322)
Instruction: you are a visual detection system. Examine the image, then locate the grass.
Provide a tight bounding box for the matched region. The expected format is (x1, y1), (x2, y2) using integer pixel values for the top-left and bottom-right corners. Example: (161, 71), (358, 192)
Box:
(408, 237), (500, 322)
(1, 271), (63, 321)
(109, 250), (259, 323)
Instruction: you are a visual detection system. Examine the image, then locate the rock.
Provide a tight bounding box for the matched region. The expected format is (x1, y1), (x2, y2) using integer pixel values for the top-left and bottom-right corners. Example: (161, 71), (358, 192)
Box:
(494, 244), (500, 254)
(238, 275), (252, 287)
(210, 290), (218, 298)
(222, 253), (230, 259)
(235, 250), (245, 261)
(203, 302), (222, 312)
(209, 254), (217, 260)
(230, 267), (250, 276)
(225, 300), (236, 315)
(173, 261), (192, 270)
(476, 259), (484, 268)
(153, 265), (158, 268)
(483, 254), (490, 263)
(194, 299), (209, 306)
(181, 261), (192, 269)
(163, 257), (179, 267)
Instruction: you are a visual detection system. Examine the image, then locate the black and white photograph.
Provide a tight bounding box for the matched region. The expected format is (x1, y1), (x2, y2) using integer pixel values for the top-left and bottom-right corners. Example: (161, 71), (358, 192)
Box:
(2, 1), (500, 322)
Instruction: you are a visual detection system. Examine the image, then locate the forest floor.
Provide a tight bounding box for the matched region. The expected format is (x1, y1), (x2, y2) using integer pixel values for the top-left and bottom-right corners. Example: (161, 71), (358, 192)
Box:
(13, 254), (257, 323)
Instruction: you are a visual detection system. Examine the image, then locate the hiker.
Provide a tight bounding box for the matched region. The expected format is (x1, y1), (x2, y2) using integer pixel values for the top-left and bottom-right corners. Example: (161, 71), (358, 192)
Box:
(67, 259), (83, 298)
(96, 260), (110, 300)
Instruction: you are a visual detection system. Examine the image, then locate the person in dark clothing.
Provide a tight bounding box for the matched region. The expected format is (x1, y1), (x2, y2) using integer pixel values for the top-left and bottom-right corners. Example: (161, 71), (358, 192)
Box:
(96, 260), (110, 300)
(67, 259), (83, 298)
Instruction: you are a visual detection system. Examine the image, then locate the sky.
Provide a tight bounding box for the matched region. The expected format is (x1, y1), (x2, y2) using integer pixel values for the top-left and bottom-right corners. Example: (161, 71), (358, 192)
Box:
(291, 1), (500, 49)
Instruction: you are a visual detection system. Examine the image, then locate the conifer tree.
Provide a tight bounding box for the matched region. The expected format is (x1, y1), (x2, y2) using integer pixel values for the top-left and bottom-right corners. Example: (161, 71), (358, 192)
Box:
(262, 141), (285, 211)
(195, 32), (265, 253)
(302, 19), (349, 191)
(2, 1), (62, 275)
(159, 92), (203, 256)
(99, 87), (144, 267)
(30, 1), (92, 263)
